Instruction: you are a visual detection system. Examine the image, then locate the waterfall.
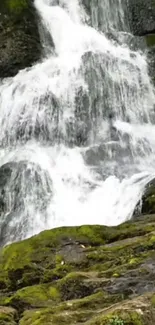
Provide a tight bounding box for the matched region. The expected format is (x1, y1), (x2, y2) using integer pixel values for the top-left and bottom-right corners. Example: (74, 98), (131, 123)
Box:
(0, 0), (155, 245)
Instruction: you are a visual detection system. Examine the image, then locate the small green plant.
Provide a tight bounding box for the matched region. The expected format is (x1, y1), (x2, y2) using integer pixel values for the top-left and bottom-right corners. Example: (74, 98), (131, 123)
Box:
(108, 317), (124, 325)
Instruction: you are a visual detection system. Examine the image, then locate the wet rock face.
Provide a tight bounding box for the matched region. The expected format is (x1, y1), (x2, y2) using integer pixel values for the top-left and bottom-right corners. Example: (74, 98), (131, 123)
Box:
(82, 0), (128, 32)
(0, 0), (42, 78)
(82, 0), (155, 39)
(0, 161), (52, 246)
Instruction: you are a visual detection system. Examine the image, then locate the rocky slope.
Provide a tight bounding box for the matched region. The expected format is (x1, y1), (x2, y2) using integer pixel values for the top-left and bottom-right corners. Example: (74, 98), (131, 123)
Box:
(1, 214), (155, 324)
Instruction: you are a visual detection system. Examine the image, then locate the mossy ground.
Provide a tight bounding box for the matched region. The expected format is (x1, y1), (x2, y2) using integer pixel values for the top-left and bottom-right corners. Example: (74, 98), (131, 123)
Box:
(1, 215), (155, 324)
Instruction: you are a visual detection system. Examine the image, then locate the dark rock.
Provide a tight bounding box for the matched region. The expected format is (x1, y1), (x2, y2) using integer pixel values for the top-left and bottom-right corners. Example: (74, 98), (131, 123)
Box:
(147, 43), (155, 86)
(141, 179), (155, 215)
(134, 178), (155, 217)
(127, 0), (155, 36)
(0, 0), (42, 78)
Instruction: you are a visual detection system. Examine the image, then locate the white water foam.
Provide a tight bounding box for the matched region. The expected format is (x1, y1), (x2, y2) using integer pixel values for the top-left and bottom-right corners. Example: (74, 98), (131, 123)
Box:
(0, 0), (155, 244)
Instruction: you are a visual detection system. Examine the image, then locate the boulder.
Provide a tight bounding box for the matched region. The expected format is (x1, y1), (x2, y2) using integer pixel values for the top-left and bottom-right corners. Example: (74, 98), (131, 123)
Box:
(1, 215), (155, 323)
(0, 0), (42, 78)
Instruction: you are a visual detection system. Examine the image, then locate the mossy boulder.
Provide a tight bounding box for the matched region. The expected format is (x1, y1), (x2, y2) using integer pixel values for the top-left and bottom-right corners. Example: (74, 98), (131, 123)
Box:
(0, 0), (42, 78)
(1, 216), (155, 323)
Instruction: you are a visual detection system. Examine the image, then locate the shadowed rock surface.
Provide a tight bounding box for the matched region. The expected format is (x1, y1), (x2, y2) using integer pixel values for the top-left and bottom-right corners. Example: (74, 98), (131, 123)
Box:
(0, 0), (42, 78)
(140, 179), (155, 215)
(127, 0), (155, 36)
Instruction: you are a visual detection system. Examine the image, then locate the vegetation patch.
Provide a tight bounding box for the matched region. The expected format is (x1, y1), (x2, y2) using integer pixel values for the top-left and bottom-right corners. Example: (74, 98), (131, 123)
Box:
(6, 0), (28, 13)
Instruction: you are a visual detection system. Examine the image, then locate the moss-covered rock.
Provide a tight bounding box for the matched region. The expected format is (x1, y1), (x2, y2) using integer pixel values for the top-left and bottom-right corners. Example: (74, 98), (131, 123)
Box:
(5, 284), (60, 312)
(0, 306), (17, 325)
(140, 179), (155, 214)
(88, 294), (155, 325)
(0, 0), (42, 78)
(17, 293), (155, 325)
(1, 216), (155, 323)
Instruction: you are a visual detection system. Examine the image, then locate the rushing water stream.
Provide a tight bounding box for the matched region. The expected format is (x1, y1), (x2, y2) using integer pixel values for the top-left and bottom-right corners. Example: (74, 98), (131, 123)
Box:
(0, 0), (155, 245)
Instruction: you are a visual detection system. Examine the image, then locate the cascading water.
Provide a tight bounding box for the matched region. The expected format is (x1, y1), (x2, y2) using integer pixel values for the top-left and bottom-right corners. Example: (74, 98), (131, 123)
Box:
(0, 0), (155, 245)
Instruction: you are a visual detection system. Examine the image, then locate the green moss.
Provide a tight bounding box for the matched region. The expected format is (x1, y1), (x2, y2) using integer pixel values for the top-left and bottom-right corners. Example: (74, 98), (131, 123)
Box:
(56, 255), (64, 264)
(108, 318), (124, 325)
(56, 291), (124, 312)
(2, 241), (32, 271)
(144, 195), (155, 213)
(68, 292), (106, 310)
(1, 222), (155, 293)
(150, 293), (155, 307)
(1, 220), (155, 324)
(20, 308), (54, 325)
(85, 232), (155, 275)
(88, 310), (144, 325)
(6, 0), (28, 13)
(112, 273), (121, 278)
(6, 283), (60, 310)
(18, 293), (126, 325)
(145, 34), (155, 47)
(0, 307), (17, 325)
(0, 313), (13, 322)
(42, 264), (72, 283)
(20, 308), (95, 325)
(57, 272), (92, 301)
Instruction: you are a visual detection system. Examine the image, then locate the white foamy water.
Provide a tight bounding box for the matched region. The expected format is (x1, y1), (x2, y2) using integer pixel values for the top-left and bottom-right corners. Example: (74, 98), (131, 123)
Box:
(0, 0), (155, 245)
